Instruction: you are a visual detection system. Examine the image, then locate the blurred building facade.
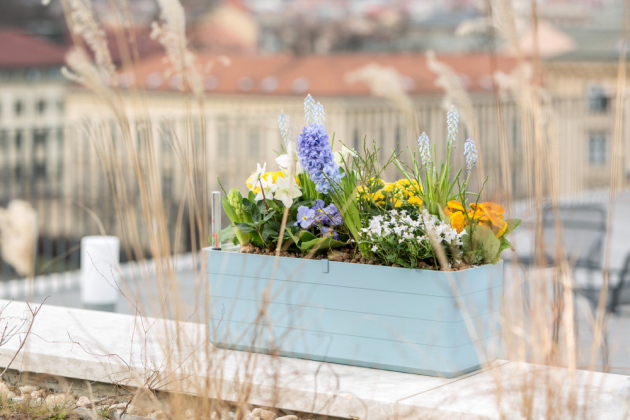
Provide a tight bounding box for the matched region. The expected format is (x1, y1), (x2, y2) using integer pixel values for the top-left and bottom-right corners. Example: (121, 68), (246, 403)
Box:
(62, 49), (630, 208)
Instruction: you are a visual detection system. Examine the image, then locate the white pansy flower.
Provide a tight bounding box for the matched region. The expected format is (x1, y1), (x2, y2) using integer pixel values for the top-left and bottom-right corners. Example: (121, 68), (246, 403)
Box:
(334, 145), (358, 166)
(274, 175), (302, 207)
(255, 173), (277, 201)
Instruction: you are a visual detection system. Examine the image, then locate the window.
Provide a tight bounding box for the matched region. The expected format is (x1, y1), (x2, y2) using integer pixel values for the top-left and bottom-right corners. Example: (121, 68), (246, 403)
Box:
(35, 162), (46, 179)
(160, 121), (173, 152)
(34, 130), (47, 146)
(588, 132), (607, 165)
(162, 173), (173, 197)
(248, 127), (260, 158)
(14, 100), (23, 116)
(586, 85), (609, 113)
(217, 116), (230, 156)
(37, 100), (46, 114)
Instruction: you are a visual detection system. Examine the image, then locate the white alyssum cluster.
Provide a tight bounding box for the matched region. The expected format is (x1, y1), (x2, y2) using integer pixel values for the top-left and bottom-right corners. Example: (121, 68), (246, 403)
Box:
(419, 209), (466, 246)
(361, 209), (465, 250)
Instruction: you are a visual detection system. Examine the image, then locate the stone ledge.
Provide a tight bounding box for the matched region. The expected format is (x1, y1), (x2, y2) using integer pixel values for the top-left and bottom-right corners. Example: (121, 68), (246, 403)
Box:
(0, 300), (627, 419)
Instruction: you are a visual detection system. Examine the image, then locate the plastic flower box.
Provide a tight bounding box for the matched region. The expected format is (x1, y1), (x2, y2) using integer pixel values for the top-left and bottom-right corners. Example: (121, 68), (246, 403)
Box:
(205, 248), (502, 378)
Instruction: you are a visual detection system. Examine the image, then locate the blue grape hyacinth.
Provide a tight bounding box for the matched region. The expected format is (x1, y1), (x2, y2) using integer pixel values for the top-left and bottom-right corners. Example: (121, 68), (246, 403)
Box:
(297, 123), (343, 194)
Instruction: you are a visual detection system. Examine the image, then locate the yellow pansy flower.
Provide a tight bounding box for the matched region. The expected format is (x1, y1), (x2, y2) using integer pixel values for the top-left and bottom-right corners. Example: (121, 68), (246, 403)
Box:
(469, 202), (507, 238)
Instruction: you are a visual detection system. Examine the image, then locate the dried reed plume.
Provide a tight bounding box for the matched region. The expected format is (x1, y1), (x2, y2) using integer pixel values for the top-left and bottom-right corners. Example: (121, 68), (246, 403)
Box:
(62, 0), (117, 87)
(151, 0), (203, 96)
(346, 63), (419, 137)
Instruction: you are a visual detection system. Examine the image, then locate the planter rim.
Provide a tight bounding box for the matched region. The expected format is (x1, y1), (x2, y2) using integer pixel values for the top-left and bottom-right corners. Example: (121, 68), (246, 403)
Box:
(204, 248), (502, 274)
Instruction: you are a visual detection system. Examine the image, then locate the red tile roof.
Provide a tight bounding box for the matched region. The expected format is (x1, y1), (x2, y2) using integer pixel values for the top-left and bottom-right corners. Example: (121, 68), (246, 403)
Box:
(0, 28), (67, 68)
(131, 52), (517, 96)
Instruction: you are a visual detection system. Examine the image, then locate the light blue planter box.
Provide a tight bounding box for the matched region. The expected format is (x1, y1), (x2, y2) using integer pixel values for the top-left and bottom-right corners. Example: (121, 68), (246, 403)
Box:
(205, 248), (503, 377)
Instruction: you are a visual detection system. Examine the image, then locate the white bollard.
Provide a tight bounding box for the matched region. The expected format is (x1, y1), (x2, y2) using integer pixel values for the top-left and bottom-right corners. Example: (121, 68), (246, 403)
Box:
(80, 236), (120, 310)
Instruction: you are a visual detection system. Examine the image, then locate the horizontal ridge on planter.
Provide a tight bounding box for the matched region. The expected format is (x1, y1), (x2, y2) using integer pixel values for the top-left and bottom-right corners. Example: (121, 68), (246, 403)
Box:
(206, 249), (503, 378)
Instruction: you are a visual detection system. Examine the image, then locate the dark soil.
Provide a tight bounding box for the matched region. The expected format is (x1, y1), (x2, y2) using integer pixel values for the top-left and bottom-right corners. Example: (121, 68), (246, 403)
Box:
(239, 245), (476, 271)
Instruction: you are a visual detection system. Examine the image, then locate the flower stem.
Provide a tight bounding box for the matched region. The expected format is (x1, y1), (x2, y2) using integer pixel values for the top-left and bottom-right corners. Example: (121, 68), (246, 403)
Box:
(259, 179), (270, 212)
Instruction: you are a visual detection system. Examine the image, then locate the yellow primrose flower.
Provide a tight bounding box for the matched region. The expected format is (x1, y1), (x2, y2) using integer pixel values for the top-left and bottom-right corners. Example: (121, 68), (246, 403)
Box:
(443, 201), (469, 233)
(383, 183), (394, 192)
(408, 196), (422, 206)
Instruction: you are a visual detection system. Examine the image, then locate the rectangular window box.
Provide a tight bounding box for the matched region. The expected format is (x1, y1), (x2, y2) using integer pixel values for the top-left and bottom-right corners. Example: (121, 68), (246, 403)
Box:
(206, 248), (503, 378)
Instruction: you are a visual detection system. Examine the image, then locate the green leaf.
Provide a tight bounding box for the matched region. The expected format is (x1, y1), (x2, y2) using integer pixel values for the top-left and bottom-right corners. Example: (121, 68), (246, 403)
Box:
(262, 225), (278, 241)
(222, 198), (240, 224)
(504, 218), (522, 236)
(220, 225), (236, 242)
(234, 223), (257, 233)
(473, 224), (500, 264)
(267, 220), (281, 231)
(260, 210), (277, 225)
(461, 224), (473, 253)
(437, 206), (449, 224)
(250, 231), (265, 248)
(494, 236), (514, 263)
(300, 237), (346, 254)
(298, 230), (317, 243)
(287, 229), (301, 247)
(250, 205), (262, 224)
(267, 200), (282, 213)
(396, 258), (411, 268)
(248, 191), (255, 202)
(242, 197), (254, 210)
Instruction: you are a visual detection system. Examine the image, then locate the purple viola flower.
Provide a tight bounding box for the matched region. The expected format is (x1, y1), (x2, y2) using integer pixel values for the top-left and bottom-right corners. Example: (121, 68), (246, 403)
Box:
(297, 123), (344, 194)
(294, 205), (315, 229)
(311, 199), (329, 225)
(321, 226), (339, 240)
(324, 203), (343, 226)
